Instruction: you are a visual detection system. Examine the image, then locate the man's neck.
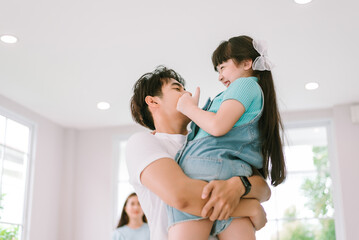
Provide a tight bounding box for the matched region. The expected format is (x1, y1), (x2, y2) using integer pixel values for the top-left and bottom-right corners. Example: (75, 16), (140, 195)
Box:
(154, 118), (188, 135)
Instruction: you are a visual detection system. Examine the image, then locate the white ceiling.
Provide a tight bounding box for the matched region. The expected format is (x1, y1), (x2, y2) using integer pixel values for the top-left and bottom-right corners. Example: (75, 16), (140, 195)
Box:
(1, 0), (358, 129)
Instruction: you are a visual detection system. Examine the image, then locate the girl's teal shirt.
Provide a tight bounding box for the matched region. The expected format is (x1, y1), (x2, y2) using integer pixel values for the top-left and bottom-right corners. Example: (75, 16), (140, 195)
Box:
(194, 76), (262, 139)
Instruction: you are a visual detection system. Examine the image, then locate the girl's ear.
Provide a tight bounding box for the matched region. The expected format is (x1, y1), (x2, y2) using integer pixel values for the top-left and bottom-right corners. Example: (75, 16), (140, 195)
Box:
(145, 96), (159, 108)
(243, 59), (253, 70)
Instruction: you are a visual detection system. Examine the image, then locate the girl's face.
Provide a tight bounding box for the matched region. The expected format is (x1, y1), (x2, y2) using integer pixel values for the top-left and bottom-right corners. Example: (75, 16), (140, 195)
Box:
(216, 59), (251, 88)
(125, 196), (144, 220)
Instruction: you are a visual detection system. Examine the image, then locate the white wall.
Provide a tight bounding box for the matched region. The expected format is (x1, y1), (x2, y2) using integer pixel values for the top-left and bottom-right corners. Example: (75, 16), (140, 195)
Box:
(332, 104), (359, 240)
(72, 125), (143, 240)
(0, 94), (65, 240)
(58, 129), (77, 240)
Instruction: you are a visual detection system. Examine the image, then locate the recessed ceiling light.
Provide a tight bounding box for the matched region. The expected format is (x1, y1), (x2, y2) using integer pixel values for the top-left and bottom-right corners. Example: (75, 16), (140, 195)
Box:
(294, 0), (312, 4)
(97, 102), (111, 110)
(0, 35), (18, 44)
(305, 82), (319, 90)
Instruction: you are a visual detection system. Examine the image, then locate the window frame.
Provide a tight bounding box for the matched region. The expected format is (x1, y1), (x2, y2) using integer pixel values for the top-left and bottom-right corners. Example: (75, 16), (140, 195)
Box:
(282, 119), (344, 240)
(111, 134), (134, 228)
(0, 106), (36, 240)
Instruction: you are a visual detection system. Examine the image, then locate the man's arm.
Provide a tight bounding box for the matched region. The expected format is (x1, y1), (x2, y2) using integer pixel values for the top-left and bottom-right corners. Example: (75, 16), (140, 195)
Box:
(199, 172), (270, 221)
(140, 157), (269, 221)
(140, 158), (208, 215)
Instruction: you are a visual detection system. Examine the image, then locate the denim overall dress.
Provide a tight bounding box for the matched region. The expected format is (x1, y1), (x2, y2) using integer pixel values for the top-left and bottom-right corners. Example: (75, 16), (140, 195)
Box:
(167, 90), (264, 235)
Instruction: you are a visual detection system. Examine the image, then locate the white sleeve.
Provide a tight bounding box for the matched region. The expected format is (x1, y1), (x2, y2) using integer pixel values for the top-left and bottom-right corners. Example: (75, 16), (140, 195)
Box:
(126, 132), (173, 186)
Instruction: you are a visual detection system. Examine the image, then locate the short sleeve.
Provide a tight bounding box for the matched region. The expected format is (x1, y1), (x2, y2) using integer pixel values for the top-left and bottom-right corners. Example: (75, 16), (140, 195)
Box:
(222, 78), (260, 111)
(112, 229), (125, 240)
(126, 132), (173, 186)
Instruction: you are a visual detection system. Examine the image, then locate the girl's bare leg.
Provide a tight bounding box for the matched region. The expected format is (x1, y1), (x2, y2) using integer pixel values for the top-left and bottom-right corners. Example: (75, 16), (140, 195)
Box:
(168, 219), (213, 240)
(218, 217), (255, 240)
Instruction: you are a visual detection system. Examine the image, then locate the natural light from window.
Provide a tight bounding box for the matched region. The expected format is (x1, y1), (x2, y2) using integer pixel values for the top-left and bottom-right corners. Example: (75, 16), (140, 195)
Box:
(115, 141), (134, 224)
(0, 114), (32, 240)
(257, 125), (335, 240)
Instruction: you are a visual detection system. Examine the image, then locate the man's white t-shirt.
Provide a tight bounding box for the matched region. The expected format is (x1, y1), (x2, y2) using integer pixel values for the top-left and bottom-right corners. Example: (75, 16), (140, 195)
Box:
(126, 131), (186, 240)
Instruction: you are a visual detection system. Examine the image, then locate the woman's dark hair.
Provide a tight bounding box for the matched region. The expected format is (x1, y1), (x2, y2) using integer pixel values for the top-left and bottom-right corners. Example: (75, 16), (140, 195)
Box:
(130, 66), (186, 130)
(117, 192), (147, 228)
(212, 35), (286, 186)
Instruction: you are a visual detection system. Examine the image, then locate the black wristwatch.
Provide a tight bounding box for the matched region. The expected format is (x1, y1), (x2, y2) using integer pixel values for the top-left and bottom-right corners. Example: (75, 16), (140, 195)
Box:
(239, 176), (252, 197)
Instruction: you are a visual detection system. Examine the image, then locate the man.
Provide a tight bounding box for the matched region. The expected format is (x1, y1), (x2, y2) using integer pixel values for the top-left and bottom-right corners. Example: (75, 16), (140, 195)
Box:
(126, 66), (270, 240)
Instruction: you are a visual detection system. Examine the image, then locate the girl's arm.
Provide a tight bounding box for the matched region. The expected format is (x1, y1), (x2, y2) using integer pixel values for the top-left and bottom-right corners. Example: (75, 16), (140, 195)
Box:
(244, 168), (271, 202)
(231, 199), (267, 230)
(177, 87), (245, 137)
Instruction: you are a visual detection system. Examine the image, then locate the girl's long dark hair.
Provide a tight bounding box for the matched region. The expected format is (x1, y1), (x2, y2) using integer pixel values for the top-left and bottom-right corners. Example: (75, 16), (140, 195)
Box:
(117, 192), (147, 228)
(212, 35), (286, 186)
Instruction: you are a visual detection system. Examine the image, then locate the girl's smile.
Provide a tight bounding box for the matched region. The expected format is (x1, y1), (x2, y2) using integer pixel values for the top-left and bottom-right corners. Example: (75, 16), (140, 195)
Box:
(217, 58), (253, 88)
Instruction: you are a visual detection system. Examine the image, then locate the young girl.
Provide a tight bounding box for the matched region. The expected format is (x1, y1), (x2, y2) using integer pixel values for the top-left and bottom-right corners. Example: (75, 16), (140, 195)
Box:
(167, 35), (286, 240)
(113, 193), (150, 240)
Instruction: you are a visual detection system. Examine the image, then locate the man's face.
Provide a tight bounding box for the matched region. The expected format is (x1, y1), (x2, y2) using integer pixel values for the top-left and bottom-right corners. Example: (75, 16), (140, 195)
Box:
(158, 78), (191, 123)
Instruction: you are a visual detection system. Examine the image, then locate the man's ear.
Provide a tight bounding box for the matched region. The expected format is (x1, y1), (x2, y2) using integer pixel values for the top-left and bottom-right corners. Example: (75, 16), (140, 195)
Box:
(243, 59), (253, 70)
(145, 96), (160, 108)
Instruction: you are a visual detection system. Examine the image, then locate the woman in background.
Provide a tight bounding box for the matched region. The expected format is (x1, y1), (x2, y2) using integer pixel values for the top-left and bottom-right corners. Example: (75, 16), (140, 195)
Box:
(113, 192), (150, 240)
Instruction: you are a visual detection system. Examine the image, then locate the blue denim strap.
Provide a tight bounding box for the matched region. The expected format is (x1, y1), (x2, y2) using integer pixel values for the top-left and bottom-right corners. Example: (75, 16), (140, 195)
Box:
(187, 97), (212, 141)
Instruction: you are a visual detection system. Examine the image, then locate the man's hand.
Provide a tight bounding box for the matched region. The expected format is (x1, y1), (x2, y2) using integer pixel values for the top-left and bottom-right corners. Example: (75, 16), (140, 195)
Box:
(176, 87), (200, 116)
(201, 176), (245, 221)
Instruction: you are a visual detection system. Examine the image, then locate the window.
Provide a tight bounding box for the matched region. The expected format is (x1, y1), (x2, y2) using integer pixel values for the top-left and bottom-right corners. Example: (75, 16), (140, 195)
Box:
(0, 112), (33, 240)
(257, 124), (336, 240)
(114, 141), (134, 225)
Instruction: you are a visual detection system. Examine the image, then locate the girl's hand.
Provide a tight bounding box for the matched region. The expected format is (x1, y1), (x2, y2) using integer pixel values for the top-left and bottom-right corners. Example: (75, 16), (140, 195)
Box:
(176, 87), (200, 116)
(248, 200), (267, 230)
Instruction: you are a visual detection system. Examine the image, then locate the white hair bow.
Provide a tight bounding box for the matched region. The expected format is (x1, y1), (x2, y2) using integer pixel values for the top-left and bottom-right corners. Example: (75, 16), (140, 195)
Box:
(252, 39), (274, 71)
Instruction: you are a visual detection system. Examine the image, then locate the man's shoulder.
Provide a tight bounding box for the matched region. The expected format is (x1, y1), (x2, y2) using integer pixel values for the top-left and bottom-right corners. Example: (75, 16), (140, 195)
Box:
(126, 131), (168, 158)
(127, 132), (157, 155)
(128, 131), (152, 140)
(128, 131), (157, 144)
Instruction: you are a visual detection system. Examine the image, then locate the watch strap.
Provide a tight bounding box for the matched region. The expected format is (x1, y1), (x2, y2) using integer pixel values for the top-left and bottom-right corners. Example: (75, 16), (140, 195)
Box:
(239, 176), (252, 197)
